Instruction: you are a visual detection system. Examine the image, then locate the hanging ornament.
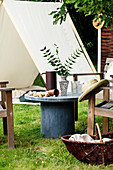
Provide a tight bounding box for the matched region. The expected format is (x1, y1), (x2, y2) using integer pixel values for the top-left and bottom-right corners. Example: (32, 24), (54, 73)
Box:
(93, 17), (105, 29)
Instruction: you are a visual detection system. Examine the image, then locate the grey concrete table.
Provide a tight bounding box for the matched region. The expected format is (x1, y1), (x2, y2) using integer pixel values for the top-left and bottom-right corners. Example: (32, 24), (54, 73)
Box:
(25, 93), (79, 138)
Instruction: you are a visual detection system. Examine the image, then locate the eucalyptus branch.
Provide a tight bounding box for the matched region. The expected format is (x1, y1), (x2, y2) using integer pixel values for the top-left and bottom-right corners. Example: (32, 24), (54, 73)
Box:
(40, 44), (82, 77)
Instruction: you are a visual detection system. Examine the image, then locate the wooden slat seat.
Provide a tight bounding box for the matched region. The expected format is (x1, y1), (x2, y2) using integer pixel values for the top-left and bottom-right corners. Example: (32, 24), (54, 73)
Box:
(96, 101), (113, 109)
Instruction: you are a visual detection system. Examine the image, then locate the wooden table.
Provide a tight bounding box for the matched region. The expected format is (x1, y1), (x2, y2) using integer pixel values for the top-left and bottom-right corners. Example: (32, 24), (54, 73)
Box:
(25, 93), (79, 138)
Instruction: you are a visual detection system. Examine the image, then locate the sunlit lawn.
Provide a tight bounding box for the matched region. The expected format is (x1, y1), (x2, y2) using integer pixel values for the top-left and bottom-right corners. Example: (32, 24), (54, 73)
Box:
(0, 101), (112, 169)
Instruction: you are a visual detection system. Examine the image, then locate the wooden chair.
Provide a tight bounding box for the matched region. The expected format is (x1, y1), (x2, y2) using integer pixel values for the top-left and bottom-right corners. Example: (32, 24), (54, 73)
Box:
(71, 71), (113, 136)
(0, 81), (15, 148)
(94, 82), (113, 134)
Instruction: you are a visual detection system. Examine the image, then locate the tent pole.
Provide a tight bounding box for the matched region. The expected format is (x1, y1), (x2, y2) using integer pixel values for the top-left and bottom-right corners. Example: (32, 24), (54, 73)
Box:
(98, 29), (101, 72)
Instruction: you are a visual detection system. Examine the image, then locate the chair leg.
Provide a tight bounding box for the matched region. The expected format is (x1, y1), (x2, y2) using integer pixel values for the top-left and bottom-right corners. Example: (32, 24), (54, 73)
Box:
(103, 117), (109, 133)
(102, 88), (109, 134)
(74, 101), (78, 121)
(6, 91), (14, 148)
(87, 93), (95, 135)
(1, 84), (7, 135)
(3, 118), (7, 135)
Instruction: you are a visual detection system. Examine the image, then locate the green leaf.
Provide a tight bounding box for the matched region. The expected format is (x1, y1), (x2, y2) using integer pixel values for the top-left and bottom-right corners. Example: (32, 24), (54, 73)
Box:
(54, 68), (59, 71)
(71, 60), (76, 63)
(56, 63), (62, 67)
(49, 11), (57, 15)
(51, 63), (56, 67)
(52, 58), (57, 61)
(46, 49), (50, 53)
(79, 50), (83, 53)
(56, 48), (59, 55)
(47, 55), (55, 60)
(47, 52), (51, 56)
(65, 63), (68, 67)
(72, 56), (77, 59)
(43, 54), (48, 58)
(76, 54), (80, 57)
(53, 20), (58, 25)
(40, 46), (46, 51)
(53, 13), (60, 19)
(66, 60), (69, 63)
(76, 50), (81, 55)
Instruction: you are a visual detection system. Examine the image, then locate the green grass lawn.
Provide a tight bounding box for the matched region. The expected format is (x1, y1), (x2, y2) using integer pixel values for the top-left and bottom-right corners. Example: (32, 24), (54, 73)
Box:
(0, 101), (113, 170)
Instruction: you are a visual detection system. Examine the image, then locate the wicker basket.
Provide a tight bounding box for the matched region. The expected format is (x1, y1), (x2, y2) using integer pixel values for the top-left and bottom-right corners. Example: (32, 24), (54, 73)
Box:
(61, 123), (113, 165)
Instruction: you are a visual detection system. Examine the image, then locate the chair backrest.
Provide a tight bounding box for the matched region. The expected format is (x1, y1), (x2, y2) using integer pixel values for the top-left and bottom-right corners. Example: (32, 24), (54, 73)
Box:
(104, 58), (113, 73)
(104, 58), (113, 80)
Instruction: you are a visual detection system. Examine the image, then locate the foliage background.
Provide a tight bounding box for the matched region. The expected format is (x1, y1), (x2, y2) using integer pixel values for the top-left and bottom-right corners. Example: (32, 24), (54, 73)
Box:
(20, 0), (98, 69)
(67, 5), (97, 69)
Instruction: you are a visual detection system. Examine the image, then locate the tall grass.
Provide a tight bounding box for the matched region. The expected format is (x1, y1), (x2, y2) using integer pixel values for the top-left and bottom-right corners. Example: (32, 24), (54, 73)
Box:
(0, 101), (112, 169)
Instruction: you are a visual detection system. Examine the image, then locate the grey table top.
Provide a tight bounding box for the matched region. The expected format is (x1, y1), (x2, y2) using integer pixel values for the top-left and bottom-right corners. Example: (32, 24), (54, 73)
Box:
(24, 92), (81, 103)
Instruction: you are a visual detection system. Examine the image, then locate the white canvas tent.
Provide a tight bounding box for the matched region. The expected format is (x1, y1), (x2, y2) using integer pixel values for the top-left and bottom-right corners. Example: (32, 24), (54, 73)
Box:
(0, 0), (96, 91)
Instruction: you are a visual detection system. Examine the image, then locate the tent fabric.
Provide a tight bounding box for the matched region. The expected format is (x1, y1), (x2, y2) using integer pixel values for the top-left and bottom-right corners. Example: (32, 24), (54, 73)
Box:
(0, 0), (95, 89)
